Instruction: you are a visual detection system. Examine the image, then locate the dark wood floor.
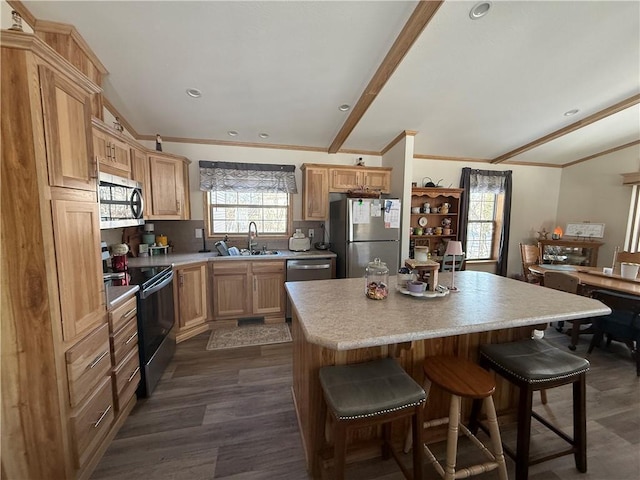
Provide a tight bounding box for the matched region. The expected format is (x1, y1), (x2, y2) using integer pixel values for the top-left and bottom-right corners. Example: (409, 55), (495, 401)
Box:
(92, 327), (639, 480)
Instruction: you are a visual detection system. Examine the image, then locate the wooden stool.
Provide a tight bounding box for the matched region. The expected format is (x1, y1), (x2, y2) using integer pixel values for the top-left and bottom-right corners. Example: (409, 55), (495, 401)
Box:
(318, 358), (426, 480)
(416, 356), (508, 480)
(471, 338), (590, 480)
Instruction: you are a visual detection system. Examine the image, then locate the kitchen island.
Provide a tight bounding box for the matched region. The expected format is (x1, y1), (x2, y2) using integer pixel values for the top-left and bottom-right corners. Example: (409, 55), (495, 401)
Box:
(285, 271), (610, 477)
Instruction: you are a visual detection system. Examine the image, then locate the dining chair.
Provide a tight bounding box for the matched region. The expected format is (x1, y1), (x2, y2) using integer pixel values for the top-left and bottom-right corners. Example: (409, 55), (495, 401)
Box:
(519, 243), (541, 284)
(543, 271), (591, 349)
(440, 253), (465, 272)
(612, 247), (640, 274)
(588, 289), (640, 376)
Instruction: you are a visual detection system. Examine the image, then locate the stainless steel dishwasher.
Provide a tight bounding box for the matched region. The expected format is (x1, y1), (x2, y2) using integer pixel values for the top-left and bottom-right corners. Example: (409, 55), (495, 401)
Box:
(286, 258), (334, 319)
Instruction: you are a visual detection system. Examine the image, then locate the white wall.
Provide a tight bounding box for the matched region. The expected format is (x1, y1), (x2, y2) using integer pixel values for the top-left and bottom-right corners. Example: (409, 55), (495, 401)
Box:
(556, 144), (640, 267)
(412, 159), (563, 277)
(382, 135), (414, 263)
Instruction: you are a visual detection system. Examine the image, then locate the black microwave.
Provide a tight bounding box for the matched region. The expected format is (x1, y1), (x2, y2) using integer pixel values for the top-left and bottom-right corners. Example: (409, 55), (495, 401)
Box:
(99, 172), (144, 229)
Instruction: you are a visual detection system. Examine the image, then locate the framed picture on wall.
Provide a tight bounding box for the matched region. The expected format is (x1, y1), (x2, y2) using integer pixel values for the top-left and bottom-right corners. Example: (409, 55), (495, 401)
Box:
(565, 223), (605, 238)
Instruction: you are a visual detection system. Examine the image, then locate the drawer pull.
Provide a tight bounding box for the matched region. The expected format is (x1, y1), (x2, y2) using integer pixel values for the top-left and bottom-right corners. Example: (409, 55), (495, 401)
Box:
(121, 307), (137, 321)
(124, 331), (138, 345)
(87, 350), (108, 370)
(93, 404), (112, 428)
(128, 366), (141, 383)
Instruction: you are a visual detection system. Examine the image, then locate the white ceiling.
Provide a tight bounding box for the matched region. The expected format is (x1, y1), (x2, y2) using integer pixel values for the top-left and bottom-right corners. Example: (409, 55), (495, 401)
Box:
(22, 0), (640, 167)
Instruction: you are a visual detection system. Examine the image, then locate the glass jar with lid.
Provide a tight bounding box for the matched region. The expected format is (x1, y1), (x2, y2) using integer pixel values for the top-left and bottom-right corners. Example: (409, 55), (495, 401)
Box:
(365, 258), (389, 300)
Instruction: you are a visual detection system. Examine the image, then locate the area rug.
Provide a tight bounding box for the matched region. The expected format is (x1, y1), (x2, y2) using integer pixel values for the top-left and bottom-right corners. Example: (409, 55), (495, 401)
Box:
(206, 323), (292, 351)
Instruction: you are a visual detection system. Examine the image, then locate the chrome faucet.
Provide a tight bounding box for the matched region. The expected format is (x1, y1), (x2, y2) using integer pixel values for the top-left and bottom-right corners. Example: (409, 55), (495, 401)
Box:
(248, 221), (258, 253)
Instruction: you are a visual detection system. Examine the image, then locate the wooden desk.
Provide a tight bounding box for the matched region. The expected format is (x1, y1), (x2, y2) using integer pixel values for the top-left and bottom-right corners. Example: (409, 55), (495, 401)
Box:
(286, 272), (610, 477)
(529, 264), (640, 296)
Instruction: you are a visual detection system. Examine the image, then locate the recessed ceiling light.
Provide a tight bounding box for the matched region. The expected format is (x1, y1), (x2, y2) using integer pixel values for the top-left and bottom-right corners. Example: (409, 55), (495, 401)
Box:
(227, 130), (238, 137)
(186, 88), (202, 98)
(258, 133), (269, 139)
(469, 1), (491, 20)
(338, 104), (350, 112)
(564, 109), (580, 117)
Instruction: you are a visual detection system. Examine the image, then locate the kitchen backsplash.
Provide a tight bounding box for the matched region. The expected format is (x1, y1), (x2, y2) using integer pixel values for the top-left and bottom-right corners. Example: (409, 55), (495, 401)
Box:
(101, 220), (327, 255)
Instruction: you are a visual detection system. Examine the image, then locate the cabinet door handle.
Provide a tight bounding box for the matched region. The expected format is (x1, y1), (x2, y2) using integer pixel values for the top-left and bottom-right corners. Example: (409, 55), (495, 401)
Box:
(253, 277), (257, 290)
(179, 274), (184, 287)
(93, 405), (112, 428)
(106, 142), (112, 160)
(90, 155), (99, 179)
(121, 307), (136, 321)
(87, 350), (108, 370)
(128, 366), (141, 383)
(124, 331), (138, 345)
(111, 144), (116, 160)
(176, 200), (181, 214)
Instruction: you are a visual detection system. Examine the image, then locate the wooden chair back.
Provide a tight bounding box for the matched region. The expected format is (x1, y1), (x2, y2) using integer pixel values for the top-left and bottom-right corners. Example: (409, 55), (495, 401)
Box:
(441, 254), (465, 272)
(543, 271), (579, 294)
(519, 243), (540, 282)
(613, 247), (640, 272)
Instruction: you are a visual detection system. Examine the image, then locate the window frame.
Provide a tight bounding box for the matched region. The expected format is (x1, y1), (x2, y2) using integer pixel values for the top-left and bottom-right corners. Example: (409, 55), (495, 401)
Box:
(465, 192), (505, 261)
(203, 191), (293, 241)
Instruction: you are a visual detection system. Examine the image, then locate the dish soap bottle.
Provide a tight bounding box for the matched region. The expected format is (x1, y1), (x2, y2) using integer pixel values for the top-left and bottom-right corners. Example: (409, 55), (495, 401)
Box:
(365, 258), (389, 300)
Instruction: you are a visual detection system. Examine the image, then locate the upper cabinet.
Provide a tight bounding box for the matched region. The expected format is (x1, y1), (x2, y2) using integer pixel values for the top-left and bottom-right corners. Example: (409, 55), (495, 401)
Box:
(148, 153), (191, 220)
(329, 166), (391, 193)
(302, 165), (329, 221)
(301, 164), (392, 220)
(39, 64), (96, 191)
(92, 123), (131, 178)
(130, 146), (152, 218)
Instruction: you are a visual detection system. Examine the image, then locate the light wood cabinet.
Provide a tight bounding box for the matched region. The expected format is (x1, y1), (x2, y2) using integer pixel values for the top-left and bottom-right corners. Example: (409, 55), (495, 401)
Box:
(409, 187), (464, 258)
(302, 165), (329, 220)
(252, 261), (286, 317)
(329, 166), (392, 193)
(92, 125), (131, 177)
(175, 262), (210, 342)
(107, 294), (140, 413)
(130, 147), (152, 219)
(148, 154), (190, 220)
(301, 164), (392, 220)
(39, 63), (96, 191)
(211, 260), (286, 322)
(1, 31), (133, 480)
(52, 194), (106, 343)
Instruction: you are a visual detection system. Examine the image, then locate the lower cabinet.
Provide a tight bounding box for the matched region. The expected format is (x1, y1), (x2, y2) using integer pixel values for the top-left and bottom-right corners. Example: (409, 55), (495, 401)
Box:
(174, 262), (210, 342)
(212, 260), (286, 323)
(108, 295), (140, 413)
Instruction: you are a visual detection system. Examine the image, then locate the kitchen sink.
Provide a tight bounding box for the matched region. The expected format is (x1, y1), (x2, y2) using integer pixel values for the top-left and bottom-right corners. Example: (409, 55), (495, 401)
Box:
(238, 249), (280, 256)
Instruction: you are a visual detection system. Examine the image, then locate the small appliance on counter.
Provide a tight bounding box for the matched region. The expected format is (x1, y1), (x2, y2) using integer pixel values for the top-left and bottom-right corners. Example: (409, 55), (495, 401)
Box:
(142, 223), (155, 246)
(289, 229), (310, 252)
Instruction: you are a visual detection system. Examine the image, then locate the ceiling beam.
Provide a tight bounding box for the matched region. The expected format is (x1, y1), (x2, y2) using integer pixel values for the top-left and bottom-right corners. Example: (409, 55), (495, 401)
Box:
(328, 0), (443, 154)
(563, 139), (640, 168)
(491, 94), (640, 164)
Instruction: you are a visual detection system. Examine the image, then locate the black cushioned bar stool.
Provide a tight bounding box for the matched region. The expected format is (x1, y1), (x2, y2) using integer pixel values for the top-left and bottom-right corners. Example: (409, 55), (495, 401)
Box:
(470, 338), (590, 480)
(318, 357), (426, 480)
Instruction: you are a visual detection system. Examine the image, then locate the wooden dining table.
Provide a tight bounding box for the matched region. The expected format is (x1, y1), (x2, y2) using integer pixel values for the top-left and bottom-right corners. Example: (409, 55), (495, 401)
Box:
(528, 264), (640, 296)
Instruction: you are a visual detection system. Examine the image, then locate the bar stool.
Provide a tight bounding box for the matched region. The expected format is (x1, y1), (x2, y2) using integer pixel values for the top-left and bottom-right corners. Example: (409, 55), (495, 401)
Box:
(318, 357), (426, 480)
(414, 356), (508, 480)
(470, 338), (590, 480)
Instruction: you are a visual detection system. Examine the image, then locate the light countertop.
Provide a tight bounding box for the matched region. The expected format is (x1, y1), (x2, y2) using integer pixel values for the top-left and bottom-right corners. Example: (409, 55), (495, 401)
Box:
(127, 249), (336, 268)
(285, 271), (611, 351)
(105, 285), (139, 310)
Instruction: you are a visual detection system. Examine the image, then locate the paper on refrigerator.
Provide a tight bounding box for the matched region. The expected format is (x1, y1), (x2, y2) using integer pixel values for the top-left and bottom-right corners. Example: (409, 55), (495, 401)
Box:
(384, 199), (401, 228)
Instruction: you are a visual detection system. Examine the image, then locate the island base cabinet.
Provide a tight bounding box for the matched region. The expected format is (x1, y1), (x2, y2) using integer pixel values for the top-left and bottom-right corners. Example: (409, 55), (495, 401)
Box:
(290, 312), (536, 477)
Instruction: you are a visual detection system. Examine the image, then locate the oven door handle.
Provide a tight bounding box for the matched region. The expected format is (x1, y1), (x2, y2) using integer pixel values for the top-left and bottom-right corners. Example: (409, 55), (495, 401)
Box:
(140, 270), (174, 299)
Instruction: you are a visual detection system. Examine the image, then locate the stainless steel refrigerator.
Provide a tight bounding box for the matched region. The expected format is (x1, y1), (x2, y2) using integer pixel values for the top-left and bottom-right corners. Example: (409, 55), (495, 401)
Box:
(330, 197), (400, 278)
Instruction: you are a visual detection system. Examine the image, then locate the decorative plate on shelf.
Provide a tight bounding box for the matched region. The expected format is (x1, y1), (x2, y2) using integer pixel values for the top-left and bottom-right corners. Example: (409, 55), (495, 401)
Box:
(418, 216), (428, 227)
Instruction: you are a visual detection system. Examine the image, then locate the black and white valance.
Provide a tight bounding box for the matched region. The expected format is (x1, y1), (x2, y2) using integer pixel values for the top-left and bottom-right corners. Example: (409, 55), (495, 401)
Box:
(199, 161), (297, 193)
(469, 169), (509, 194)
